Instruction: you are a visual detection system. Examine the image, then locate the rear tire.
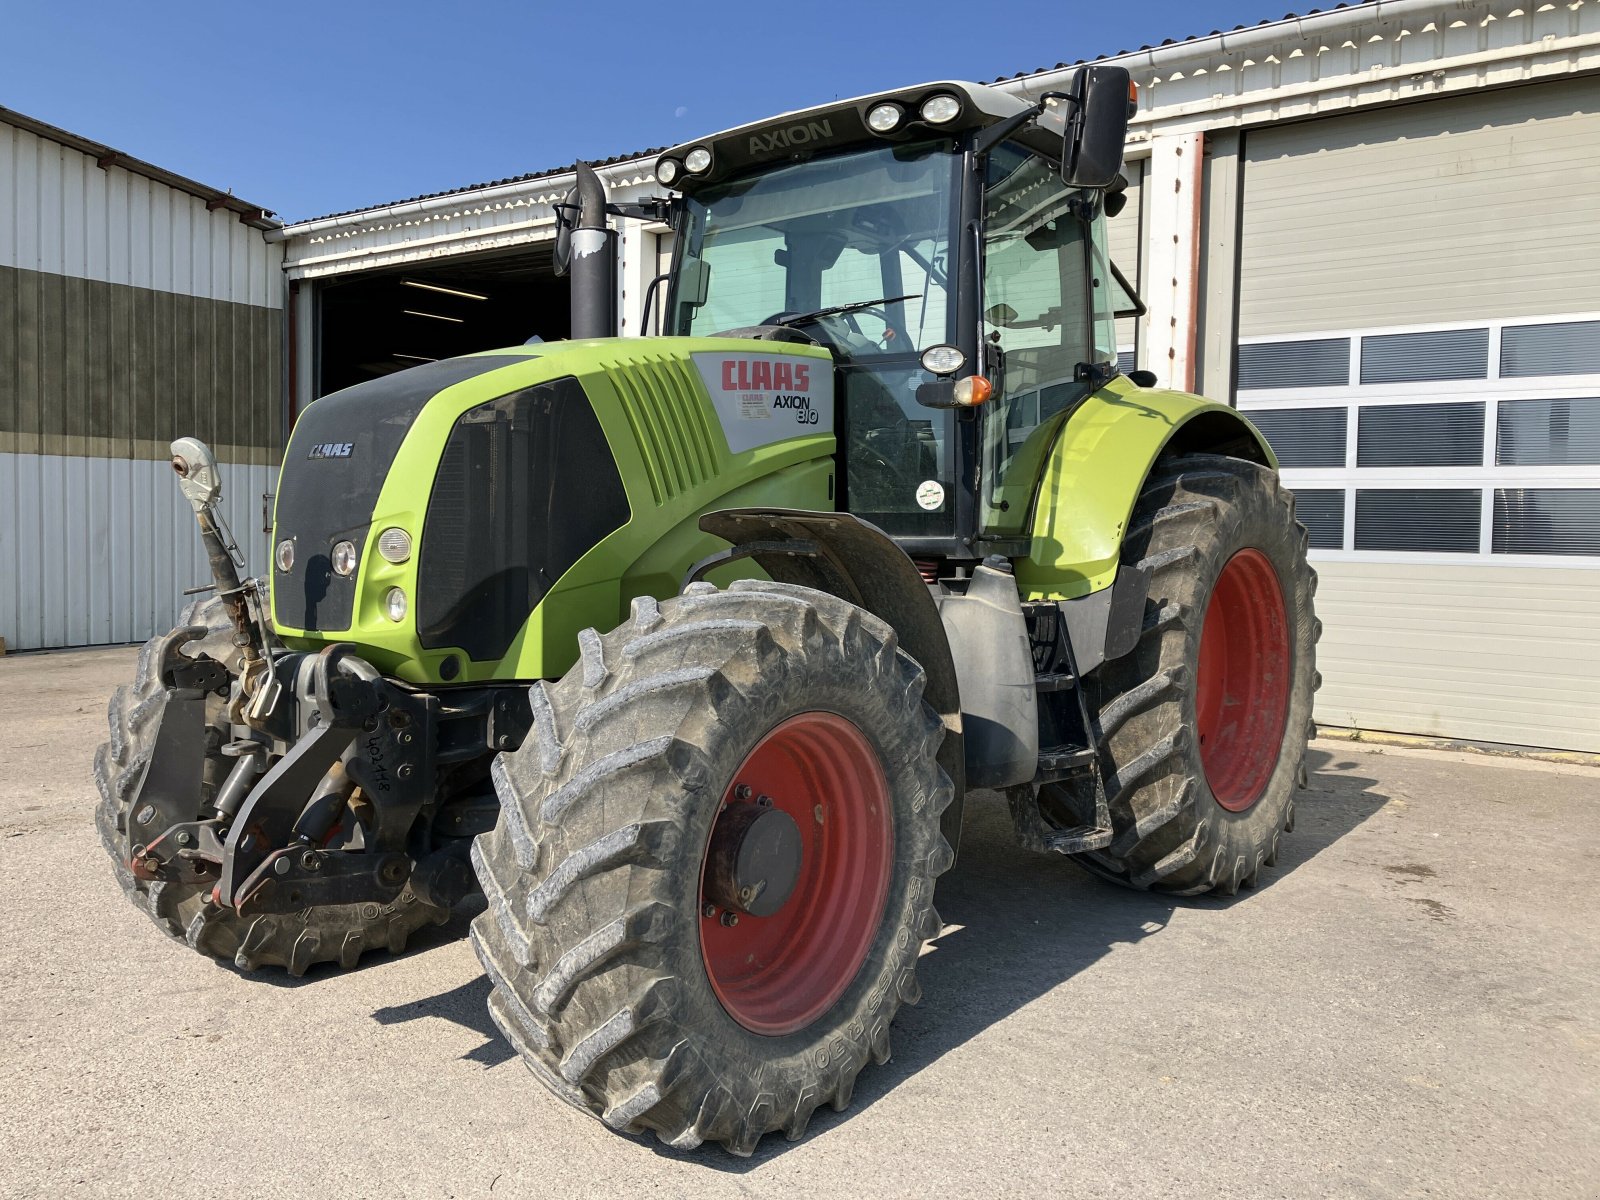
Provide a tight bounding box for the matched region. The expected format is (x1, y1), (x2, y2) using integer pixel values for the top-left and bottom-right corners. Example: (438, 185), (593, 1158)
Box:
(1064, 454), (1319, 896)
(93, 598), (448, 974)
(470, 580), (954, 1154)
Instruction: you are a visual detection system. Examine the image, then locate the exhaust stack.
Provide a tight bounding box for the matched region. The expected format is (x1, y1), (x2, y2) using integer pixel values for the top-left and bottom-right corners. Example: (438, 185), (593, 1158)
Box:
(566, 162), (617, 340)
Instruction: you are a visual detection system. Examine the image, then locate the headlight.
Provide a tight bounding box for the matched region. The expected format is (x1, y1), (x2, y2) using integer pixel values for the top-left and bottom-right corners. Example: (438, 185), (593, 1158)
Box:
(655, 157), (680, 186)
(684, 147), (712, 174)
(274, 539), (294, 573)
(331, 540), (358, 576)
(919, 94), (962, 125)
(866, 102), (903, 133)
(384, 587), (408, 623)
(377, 527), (412, 564)
(920, 344), (965, 376)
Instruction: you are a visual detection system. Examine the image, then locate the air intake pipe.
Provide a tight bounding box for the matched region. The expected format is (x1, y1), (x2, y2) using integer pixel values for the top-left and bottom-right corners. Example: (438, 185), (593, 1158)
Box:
(556, 162), (618, 340)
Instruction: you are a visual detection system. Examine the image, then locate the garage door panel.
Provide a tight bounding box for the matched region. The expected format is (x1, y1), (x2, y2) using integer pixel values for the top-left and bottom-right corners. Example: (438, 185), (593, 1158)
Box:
(1240, 78), (1600, 336)
(1310, 560), (1600, 752)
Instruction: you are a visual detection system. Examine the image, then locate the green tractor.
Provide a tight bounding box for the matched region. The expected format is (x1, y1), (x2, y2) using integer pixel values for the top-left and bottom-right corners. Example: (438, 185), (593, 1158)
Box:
(95, 70), (1317, 1153)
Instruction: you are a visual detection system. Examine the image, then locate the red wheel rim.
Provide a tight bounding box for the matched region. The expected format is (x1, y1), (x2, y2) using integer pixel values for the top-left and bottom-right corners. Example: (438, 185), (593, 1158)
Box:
(1195, 548), (1291, 812)
(699, 711), (893, 1036)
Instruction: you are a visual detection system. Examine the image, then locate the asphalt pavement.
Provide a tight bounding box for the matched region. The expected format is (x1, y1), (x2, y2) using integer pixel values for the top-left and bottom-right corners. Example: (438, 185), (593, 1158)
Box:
(1, 646), (1596, 1198)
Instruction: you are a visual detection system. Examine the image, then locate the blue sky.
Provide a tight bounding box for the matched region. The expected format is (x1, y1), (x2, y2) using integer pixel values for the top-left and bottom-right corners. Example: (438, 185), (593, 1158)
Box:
(3, 1), (1288, 223)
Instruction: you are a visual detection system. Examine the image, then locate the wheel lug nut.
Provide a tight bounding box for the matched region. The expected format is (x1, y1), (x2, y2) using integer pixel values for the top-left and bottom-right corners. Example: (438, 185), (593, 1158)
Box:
(702, 904), (717, 919)
(720, 912), (739, 927)
(757, 795), (773, 808)
(733, 784), (751, 801)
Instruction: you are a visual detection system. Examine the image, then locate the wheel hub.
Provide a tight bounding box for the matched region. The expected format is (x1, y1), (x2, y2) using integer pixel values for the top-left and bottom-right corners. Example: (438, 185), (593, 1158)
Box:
(698, 711), (893, 1036)
(703, 801), (803, 917)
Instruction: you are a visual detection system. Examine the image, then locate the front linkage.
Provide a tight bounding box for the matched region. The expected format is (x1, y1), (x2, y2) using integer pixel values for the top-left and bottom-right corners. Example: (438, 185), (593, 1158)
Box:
(105, 441), (528, 968)
(127, 639), (448, 917)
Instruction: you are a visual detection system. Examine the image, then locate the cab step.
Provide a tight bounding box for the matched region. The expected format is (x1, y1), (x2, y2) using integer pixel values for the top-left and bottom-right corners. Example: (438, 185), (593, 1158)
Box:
(1035, 745), (1097, 780)
(1034, 671), (1077, 693)
(1043, 825), (1114, 854)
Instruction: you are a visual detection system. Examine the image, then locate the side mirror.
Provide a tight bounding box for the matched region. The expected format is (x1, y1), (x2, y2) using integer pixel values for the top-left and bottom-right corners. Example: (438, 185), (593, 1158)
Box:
(678, 257), (711, 308)
(552, 185), (579, 277)
(1062, 65), (1134, 190)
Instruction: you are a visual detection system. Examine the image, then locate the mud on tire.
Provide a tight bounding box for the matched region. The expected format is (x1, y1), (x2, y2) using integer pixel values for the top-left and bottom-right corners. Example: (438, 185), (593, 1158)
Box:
(470, 580), (954, 1154)
(1065, 454), (1320, 896)
(92, 597), (448, 975)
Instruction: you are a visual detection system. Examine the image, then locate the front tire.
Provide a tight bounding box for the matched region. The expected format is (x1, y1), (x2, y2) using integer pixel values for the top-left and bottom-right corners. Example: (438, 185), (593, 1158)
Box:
(1066, 454), (1319, 895)
(470, 580), (954, 1154)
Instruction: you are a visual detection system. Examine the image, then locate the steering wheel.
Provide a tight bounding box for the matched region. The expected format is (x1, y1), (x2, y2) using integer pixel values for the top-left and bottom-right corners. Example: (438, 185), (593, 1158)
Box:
(848, 438), (921, 511)
(762, 309), (889, 358)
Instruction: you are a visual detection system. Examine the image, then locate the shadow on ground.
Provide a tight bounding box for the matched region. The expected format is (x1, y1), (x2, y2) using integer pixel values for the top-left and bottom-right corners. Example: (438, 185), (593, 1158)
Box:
(373, 973), (511, 1066)
(369, 747), (1390, 1166)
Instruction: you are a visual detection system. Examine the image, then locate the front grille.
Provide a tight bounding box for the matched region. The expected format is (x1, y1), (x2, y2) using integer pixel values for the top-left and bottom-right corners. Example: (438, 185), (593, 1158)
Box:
(416, 375), (630, 664)
(273, 355), (532, 632)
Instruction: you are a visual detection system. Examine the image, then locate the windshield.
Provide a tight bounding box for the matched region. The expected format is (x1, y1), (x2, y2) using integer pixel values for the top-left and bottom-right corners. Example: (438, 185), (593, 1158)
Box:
(671, 142), (962, 536)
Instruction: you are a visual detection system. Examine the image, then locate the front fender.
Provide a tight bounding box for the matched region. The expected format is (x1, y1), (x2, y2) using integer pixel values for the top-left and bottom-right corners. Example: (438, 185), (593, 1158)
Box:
(1013, 378), (1275, 602)
(698, 508), (966, 859)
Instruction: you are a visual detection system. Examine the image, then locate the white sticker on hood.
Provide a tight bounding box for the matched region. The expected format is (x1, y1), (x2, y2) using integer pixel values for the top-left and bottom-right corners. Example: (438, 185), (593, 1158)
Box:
(692, 352), (834, 455)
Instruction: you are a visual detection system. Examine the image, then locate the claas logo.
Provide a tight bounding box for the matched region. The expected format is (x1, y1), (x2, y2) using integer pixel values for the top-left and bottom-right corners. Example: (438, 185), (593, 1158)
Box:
(307, 442), (355, 459)
(721, 360), (811, 392)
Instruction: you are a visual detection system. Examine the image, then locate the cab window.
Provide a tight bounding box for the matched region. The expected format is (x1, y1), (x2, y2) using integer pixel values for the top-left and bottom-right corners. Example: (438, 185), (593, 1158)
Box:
(980, 145), (1114, 529)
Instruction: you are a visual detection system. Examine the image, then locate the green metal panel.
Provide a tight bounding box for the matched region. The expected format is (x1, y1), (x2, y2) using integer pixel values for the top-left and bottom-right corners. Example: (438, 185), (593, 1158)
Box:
(271, 338), (837, 684)
(1014, 375), (1276, 601)
(604, 348), (722, 502)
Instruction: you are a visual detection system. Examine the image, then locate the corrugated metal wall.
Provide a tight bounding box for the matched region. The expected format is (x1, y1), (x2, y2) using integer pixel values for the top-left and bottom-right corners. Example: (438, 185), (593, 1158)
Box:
(0, 118), (283, 650)
(0, 123), (280, 308)
(0, 454), (274, 648)
(1238, 77), (1600, 337)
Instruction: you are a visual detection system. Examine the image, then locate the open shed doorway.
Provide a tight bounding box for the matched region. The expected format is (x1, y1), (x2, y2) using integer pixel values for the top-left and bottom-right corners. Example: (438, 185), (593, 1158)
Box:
(316, 243), (568, 395)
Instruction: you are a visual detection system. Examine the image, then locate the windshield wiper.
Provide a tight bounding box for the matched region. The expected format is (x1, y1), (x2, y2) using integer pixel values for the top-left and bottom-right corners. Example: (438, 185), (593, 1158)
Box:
(772, 295), (917, 328)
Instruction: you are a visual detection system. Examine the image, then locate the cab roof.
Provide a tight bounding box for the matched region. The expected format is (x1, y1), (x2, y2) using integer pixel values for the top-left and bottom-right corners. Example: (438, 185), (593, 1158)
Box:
(659, 80), (1064, 191)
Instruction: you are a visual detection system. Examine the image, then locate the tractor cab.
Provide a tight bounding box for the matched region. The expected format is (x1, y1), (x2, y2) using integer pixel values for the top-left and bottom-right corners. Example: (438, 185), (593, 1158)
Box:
(652, 78), (1142, 557)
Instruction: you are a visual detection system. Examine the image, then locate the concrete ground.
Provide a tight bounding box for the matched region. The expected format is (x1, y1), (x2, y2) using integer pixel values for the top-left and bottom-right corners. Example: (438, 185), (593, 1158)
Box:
(1, 646), (1596, 1199)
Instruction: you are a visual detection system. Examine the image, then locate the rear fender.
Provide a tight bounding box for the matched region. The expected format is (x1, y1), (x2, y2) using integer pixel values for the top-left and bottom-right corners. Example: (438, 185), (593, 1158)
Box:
(697, 509), (966, 857)
(1014, 378), (1275, 603)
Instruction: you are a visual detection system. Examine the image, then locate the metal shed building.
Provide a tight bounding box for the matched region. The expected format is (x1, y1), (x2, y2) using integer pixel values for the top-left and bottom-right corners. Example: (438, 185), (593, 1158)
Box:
(0, 108), (284, 651)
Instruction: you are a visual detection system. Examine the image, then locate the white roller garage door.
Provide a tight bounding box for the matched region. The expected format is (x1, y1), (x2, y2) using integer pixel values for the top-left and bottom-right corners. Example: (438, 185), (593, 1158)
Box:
(1234, 78), (1600, 752)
